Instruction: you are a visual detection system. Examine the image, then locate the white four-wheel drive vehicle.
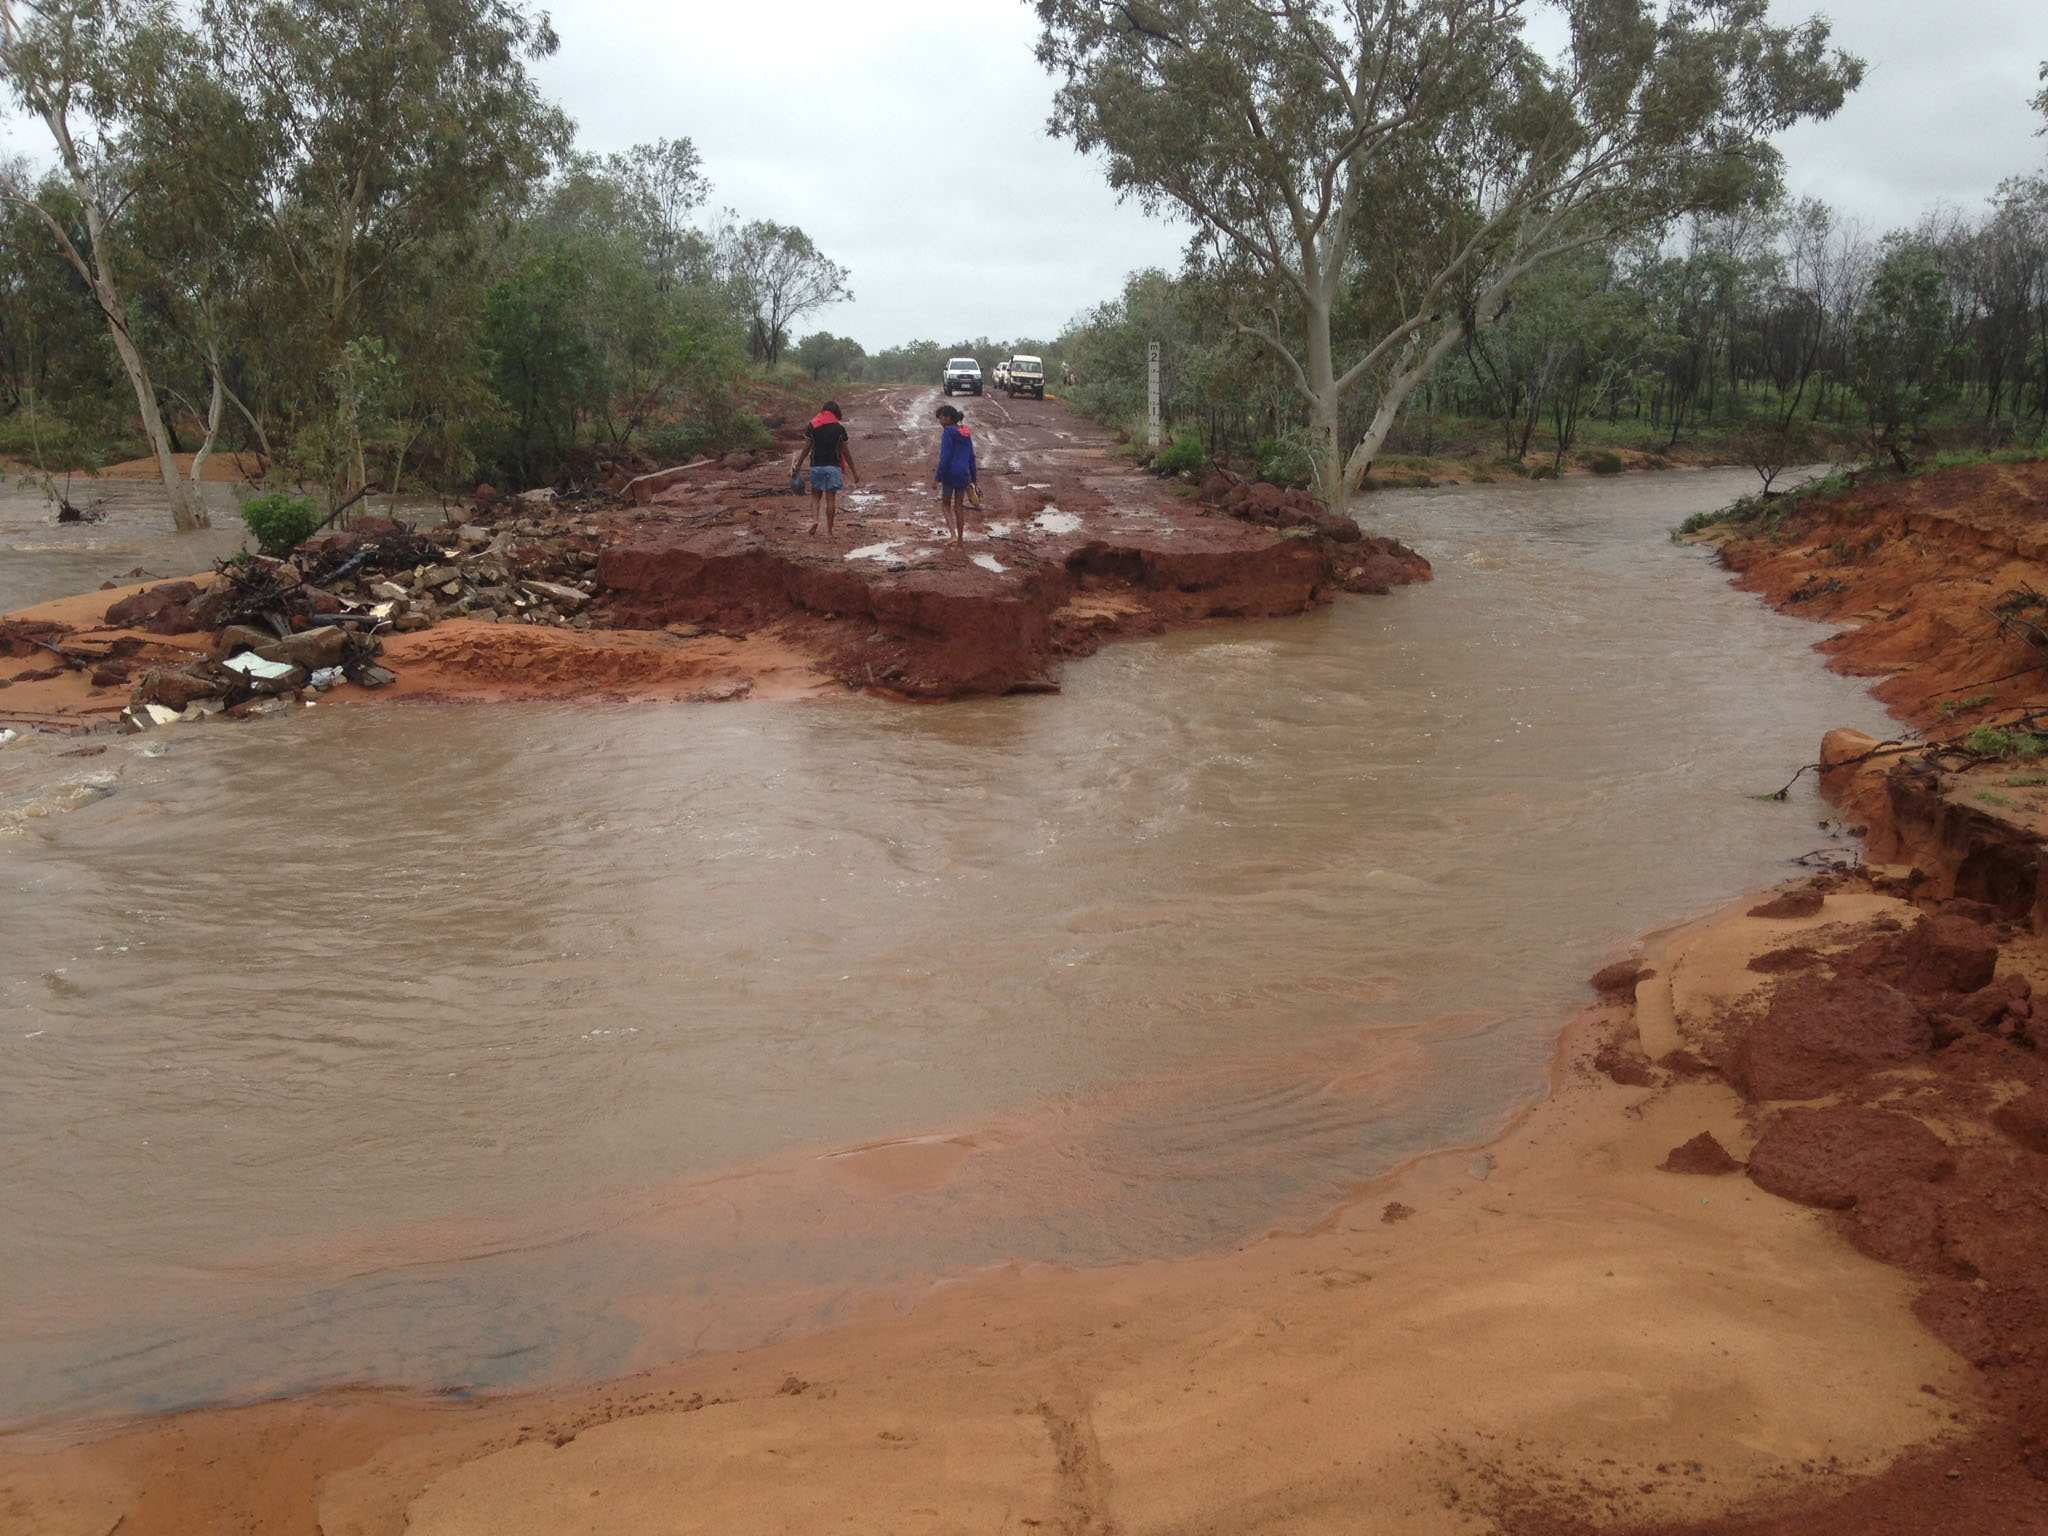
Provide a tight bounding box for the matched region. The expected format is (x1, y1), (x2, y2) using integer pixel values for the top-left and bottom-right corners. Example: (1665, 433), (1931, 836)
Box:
(941, 358), (983, 396)
(1004, 355), (1046, 400)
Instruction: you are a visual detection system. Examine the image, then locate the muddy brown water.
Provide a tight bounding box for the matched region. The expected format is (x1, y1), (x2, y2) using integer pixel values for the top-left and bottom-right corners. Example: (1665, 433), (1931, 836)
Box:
(0, 477), (247, 616)
(0, 468), (1893, 1427)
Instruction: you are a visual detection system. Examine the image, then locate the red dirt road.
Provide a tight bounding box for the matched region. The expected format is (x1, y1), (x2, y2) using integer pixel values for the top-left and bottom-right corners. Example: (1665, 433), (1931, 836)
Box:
(597, 385), (1427, 697)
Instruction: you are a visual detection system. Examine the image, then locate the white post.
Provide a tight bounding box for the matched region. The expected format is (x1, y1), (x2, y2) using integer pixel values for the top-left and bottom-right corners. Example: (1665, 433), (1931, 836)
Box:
(1146, 341), (1161, 450)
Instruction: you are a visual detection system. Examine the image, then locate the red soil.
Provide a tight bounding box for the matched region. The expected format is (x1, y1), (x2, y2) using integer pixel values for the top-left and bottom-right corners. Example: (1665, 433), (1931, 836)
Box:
(1716, 459), (2048, 731)
(1586, 466), (2048, 1534)
(1657, 1131), (1742, 1175)
(595, 384), (1428, 699)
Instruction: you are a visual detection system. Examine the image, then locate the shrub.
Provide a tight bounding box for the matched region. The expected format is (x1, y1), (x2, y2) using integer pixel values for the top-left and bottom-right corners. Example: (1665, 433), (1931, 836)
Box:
(1154, 434), (1203, 476)
(642, 412), (772, 467)
(240, 491), (320, 556)
(643, 421), (714, 466)
(1962, 725), (2048, 760)
(1528, 463), (1560, 481)
(1588, 451), (1625, 475)
(1253, 433), (1314, 489)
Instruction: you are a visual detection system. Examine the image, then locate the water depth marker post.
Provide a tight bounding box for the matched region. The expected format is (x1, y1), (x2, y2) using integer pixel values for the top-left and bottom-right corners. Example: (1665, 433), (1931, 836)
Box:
(1147, 341), (1161, 449)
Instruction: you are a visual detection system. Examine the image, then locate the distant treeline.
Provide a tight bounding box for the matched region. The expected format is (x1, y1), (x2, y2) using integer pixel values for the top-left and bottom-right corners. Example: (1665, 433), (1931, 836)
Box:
(1040, 183), (2048, 484)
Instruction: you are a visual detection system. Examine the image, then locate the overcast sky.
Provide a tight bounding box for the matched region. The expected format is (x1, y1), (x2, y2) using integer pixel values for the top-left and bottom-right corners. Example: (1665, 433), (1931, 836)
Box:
(5, 1), (2044, 352)
(544, 0), (2048, 351)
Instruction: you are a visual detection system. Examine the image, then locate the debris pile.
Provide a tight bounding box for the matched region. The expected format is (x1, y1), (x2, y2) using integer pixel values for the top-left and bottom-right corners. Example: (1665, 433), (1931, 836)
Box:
(96, 513), (604, 731)
(277, 515), (605, 632)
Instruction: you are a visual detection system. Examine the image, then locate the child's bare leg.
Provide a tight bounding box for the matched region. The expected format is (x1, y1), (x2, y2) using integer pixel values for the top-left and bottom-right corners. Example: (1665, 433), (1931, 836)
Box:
(808, 487), (821, 535)
(824, 489), (839, 536)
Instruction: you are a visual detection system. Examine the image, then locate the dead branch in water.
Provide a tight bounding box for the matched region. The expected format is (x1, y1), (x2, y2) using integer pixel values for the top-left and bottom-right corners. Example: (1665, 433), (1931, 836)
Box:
(1765, 707), (2048, 800)
(1764, 737), (1918, 801)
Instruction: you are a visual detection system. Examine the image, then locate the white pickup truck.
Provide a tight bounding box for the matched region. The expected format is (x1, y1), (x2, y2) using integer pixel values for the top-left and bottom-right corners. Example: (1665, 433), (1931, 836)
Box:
(941, 357), (983, 396)
(1003, 355), (1046, 401)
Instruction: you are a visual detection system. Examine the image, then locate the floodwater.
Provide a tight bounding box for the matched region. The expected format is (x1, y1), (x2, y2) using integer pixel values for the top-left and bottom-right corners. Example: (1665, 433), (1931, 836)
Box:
(0, 476), (247, 615)
(0, 468), (1894, 1427)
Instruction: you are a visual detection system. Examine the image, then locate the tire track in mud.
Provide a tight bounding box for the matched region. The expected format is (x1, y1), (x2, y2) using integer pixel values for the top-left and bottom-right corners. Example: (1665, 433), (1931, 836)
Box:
(1035, 1392), (1121, 1536)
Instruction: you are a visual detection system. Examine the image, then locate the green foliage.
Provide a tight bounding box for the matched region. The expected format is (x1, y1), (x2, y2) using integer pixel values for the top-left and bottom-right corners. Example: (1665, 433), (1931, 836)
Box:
(1937, 694), (1994, 718)
(1962, 726), (2048, 760)
(1674, 468), (1855, 538)
(1853, 240), (1957, 468)
(795, 331), (867, 382)
(1254, 433), (1314, 488)
(1033, 0), (1863, 503)
(479, 250), (604, 487)
(643, 412), (770, 467)
(1154, 434), (1204, 476)
(718, 221), (853, 365)
(0, 408), (140, 470)
(240, 490), (319, 555)
(1588, 452), (1626, 475)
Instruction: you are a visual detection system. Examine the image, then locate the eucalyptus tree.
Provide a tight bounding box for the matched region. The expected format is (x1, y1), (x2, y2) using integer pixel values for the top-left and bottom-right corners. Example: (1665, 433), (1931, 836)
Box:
(189, 0), (571, 496)
(795, 330), (866, 381)
(717, 219), (852, 365)
(1034, 0), (1864, 505)
(1853, 238), (1956, 470)
(0, 0), (207, 527)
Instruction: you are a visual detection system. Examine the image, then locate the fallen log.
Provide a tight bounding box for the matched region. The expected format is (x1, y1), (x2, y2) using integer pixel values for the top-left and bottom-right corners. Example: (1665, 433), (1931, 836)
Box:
(624, 458), (716, 506)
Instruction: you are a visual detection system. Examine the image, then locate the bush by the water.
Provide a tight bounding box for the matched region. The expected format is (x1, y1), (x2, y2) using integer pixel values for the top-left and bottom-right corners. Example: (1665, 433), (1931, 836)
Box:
(643, 412), (773, 468)
(1253, 433), (1314, 489)
(1589, 451), (1625, 475)
(1963, 725), (2048, 760)
(240, 491), (320, 555)
(1154, 434), (1203, 476)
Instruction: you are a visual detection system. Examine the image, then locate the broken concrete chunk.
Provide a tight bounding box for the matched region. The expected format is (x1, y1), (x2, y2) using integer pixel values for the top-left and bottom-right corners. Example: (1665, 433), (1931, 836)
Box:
(135, 667), (228, 711)
(222, 652), (299, 681)
(520, 580), (590, 612)
(214, 624), (276, 659)
(253, 627), (350, 670)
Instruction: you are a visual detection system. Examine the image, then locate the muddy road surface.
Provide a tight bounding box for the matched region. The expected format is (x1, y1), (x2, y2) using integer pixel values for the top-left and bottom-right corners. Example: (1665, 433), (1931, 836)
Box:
(597, 384), (1427, 697)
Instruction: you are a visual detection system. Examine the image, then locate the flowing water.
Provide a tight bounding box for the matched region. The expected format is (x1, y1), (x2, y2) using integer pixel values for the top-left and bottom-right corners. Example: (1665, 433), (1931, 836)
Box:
(0, 478), (246, 616)
(0, 468), (1894, 1426)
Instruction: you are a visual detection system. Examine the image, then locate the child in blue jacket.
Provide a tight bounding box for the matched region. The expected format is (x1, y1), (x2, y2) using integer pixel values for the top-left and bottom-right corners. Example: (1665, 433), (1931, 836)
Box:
(934, 403), (977, 544)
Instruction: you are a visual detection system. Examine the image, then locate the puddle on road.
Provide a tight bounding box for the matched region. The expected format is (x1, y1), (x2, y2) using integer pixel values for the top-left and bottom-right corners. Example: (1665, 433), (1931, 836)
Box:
(1032, 509), (1082, 535)
(844, 541), (910, 565)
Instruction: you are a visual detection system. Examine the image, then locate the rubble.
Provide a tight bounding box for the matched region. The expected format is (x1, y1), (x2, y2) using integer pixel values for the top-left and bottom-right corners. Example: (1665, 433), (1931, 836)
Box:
(99, 511), (604, 730)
